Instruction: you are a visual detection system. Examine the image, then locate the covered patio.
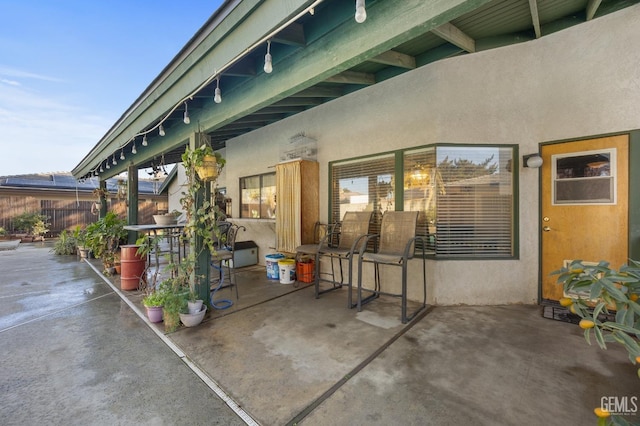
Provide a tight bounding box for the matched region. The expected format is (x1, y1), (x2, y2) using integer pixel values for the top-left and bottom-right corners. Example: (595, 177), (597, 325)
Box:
(1, 241), (636, 425)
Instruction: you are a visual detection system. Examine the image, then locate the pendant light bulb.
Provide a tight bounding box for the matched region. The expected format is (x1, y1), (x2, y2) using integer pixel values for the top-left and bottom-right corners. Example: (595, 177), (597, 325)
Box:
(112, 154), (117, 166)
(355, 0), (367, 23)
(120, 150), (125, 161)
(132, 142), (137, 155)
(183, 102), (190, 124)
(99, 164), (104, 173)
(214, 77), (222, 103)
(106, 161), (110, 170)
(159, 124), (165, 137)
(263, 41), (273, 74)
(142, 134), (148, 146)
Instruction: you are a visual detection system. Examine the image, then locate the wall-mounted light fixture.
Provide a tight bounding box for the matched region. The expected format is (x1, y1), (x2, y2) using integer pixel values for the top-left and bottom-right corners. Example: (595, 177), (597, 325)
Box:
(523, 153), (543, 168)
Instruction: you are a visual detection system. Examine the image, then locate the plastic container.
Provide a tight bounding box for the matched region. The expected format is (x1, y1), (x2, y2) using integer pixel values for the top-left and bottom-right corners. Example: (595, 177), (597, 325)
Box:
(278, 259), (296, 284)
(120, 245), (146, 291)
(265, 253), (285, 280)
(296, 258), (315, 283)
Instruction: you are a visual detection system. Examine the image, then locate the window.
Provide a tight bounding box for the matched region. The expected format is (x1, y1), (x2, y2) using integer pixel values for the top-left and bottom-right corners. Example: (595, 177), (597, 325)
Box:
(240, 173), (276, 219)
(330, 153), (395, 235)
(331, 145), (515, 258)
(552, 149), (615, 205)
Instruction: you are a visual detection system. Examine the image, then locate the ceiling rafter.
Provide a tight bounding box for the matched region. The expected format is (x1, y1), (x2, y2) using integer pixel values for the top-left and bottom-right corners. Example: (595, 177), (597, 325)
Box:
(432, 22), (476, 53)
(291, 87), (343, 98)
(528, 0), (541, 38)
(368, 50), (416, 69)
(272, 22), (306, 46)
(325, 71), (375, 85)
(586, 0), (603, 20)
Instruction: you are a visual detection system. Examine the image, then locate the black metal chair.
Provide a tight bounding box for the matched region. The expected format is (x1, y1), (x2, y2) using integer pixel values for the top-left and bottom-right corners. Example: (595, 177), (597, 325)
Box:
(315, 211), (373, 308)
(357, 211), (427, 324)
(211, 223), (245, 299)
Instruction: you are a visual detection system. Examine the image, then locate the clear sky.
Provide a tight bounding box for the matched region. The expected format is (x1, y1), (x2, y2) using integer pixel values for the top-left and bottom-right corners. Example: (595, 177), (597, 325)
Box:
(0, 0), (224, 177)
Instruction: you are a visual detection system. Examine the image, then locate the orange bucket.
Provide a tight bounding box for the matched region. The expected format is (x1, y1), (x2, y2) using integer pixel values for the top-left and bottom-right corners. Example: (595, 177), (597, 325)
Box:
(296, 259), (315, 283)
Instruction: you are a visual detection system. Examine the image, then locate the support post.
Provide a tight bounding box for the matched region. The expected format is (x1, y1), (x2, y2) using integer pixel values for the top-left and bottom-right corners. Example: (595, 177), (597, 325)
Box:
(190, 133), (212, 303)
(127, 164), (139, 244)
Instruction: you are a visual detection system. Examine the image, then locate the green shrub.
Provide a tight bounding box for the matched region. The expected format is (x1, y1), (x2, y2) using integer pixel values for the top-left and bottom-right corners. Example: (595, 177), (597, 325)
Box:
(51, 230), (77, 255)
(12, 212), (50, 234)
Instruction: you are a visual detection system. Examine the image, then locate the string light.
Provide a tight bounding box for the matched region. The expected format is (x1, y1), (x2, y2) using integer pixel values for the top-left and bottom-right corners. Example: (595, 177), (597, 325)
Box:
(106, 161), (110, 170)
(142, 134), (148, 146)
(183, 102), (190, 124)
(159, 124), (165, 136)
(264, 40), (273, 74)
(120, 149), (125, 161)
(214, 77), (222, 104)
(355, 0), (367, 23)
(99, 163), (104, 173)
(112, 153), (117, 166)
(132, 141), (137, 154)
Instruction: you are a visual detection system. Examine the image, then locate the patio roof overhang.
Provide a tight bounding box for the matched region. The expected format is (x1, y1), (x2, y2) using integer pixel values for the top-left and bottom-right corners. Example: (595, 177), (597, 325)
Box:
(71, 0), (639, 180)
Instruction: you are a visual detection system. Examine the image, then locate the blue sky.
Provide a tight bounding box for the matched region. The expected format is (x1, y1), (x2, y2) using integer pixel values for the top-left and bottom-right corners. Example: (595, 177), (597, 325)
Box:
(0, 0), (223, 176)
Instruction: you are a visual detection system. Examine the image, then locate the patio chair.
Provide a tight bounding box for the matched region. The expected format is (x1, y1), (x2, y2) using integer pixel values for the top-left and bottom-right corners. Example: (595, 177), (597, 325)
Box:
(211, 223), (246, 299)
(315, 211), (373, 308)
(356, 211), (427, 324)
(294, 221), (335, 284)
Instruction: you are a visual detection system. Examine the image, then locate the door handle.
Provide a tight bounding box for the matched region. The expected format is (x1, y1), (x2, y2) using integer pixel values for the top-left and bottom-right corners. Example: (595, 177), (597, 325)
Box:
(543, 226), (551, 232)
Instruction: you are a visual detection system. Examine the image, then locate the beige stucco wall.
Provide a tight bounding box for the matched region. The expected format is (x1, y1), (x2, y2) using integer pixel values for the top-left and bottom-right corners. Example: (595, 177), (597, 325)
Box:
(219, 5), (640, 305)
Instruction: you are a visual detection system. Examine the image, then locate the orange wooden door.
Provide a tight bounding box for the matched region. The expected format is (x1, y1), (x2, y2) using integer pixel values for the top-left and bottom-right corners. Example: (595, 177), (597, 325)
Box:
(540, 135), (629, 301)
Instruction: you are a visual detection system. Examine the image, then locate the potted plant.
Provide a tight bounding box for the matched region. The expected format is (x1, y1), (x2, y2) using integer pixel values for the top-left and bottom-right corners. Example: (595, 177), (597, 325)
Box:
(191, 144), (226, 182)
(51, 229), (78, 255)
(85, 211), (127, 274)
(155, 144), (226, 332)
(142, 290), (166, 323)
(73, 226), (90, 258)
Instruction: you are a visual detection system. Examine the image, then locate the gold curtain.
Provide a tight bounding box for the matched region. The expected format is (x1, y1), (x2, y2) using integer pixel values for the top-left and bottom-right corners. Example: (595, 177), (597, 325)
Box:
(276, 161), (301, 253)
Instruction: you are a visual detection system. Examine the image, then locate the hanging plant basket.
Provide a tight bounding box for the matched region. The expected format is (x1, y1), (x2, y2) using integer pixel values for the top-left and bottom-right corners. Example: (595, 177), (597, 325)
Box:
(195, 155), (219, 181)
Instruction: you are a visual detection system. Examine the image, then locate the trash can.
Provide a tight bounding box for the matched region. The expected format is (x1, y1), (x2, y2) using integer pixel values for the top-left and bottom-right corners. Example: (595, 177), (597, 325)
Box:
(278, 258), (296, 284)
(265, 253), (285, 280)
(120, 245), (146, 291)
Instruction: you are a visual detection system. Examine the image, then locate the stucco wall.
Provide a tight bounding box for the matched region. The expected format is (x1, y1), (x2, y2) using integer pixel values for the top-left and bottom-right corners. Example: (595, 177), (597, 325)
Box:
(223, 5), (640, 305)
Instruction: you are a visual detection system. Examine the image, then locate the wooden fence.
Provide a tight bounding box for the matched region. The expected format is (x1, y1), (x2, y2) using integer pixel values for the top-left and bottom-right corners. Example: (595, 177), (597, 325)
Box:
(0, 196), (168, 236)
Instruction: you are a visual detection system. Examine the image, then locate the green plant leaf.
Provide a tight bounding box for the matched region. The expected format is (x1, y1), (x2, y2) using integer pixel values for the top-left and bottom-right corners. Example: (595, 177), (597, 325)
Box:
(594, 326), (606, 350)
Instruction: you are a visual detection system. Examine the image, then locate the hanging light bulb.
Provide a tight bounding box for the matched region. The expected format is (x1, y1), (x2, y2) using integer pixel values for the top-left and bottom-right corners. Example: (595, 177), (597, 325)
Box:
(112, 153), (117, 166)
(263, 40), (273, 74)
(355, 0), (367, 23)
(106, 160), (110, 170)
(159, 124), (165, 136)
(142, 134), (148, 146)
(99, 163), (104, 173)
(120, 149), (125, 161)
(183, 102), (190, 124)
(309, 7), (315, 15)
(214, 77), (222, 104)
(132, 141), (137, 155)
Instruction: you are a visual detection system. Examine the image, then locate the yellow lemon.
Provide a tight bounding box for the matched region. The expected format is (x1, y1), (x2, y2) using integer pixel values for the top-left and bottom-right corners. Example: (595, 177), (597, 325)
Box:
(570, 268), (584, 274)
(559, 297), (573, 307)
(579, 319), (595, 329)
(636, 356), (640, 363)
(569, 304), (577, 314)
(594, 407), (610, 418)
(630, 293), (639, 302)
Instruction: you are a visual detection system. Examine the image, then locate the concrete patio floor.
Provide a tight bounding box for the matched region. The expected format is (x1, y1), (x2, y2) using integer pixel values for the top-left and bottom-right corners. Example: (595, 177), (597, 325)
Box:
(1, 241), (638, 425)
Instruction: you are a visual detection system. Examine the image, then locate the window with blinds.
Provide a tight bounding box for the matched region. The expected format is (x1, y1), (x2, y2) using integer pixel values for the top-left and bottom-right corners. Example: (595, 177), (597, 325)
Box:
(431, 146), (513, 257)
(330, 153), (396, 237)
(240, 172), (276, 219)
(330, 145), (515, 259)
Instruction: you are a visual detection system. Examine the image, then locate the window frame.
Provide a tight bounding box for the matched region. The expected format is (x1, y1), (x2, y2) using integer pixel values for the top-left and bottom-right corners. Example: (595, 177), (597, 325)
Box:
(239, 172), (276, 219)
(328, 143), (519, 260)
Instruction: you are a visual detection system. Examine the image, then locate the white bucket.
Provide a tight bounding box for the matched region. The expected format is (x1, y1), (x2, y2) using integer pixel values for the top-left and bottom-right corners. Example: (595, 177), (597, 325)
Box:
(278, 259), (296, 284)
(265, 254), (284, 280)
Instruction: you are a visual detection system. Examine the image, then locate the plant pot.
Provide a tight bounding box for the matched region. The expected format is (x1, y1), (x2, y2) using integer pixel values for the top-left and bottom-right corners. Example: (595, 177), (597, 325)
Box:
(179, 305), (207, 327)
(78, 247), (90, 259)
(153, 214), (178, 226)
(195, 155), (219, 181)
(114, 263), (121, 274)
(145, 306), (164, 323)
(187, 299), (204, 314)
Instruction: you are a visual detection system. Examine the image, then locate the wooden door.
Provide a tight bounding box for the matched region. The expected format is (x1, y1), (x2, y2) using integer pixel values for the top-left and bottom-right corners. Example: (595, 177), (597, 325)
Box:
(540, 135), (629, 302)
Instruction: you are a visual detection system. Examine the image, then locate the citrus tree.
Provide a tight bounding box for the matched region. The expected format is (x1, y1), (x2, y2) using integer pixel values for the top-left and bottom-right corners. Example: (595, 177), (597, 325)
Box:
(554, 260), (640, 425)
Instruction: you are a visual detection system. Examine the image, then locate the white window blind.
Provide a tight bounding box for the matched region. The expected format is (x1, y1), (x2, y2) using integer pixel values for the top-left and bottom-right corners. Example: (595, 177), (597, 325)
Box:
(330, 153), (396, 236)
(433, 146), (513, 257)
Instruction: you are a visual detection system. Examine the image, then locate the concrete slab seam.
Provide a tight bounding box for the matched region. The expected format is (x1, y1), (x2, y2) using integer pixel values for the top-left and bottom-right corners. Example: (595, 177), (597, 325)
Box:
(0, 292), (115, 334)
(83, 259), (259, 426)
(286, 305), (435, 426)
